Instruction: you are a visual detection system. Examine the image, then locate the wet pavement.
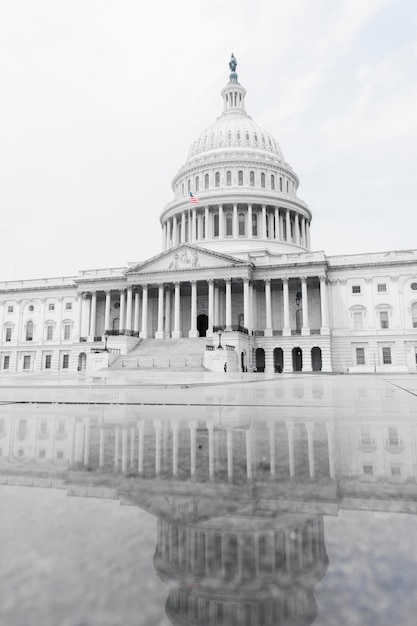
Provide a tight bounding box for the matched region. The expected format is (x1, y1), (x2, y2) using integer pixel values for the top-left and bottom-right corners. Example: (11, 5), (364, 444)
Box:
(1, 373), (417, 625)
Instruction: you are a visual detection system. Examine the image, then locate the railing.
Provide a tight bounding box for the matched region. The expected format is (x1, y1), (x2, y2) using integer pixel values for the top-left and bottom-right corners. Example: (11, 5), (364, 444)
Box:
(212, 325), (248, 334)
(91, 347), (121, 355)
(273, 330), (283, 336)
(79, 337), (87, 342)
(206, 345), (215, 351)
(311, 329), (321, 335)
(291, 329), (301, 335)
(254, 330), (264, 337)
(105, 330), (140, 338)
(225, 345), (235, 351)
(93, 336), (102, 342)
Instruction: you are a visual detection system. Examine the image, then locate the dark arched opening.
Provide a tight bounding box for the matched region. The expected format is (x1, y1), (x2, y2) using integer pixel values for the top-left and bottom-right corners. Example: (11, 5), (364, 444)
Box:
(197, 314), (208, 337)
(78, 352), (87, 372)
(292, 347), (303, 372)
(311, 347), (322, 372)
(273, 347), (283, 373)
(255, 348), (265, 373)
(241, 350), (247, 372)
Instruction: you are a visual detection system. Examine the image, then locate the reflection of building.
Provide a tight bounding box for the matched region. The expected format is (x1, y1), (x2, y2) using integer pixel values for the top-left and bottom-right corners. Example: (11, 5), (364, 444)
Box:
(1, 56), (417, 374)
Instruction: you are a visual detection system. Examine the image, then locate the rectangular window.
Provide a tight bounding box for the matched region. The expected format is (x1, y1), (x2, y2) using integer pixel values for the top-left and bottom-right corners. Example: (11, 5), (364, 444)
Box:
(352, 285), (361, 294)
(23, 355), (31, 370)
(45, 354), (51, 369)
(363, 464), (373, 475)
(382, 346), (392, 364)
(7, 305), (13, 313)
(39, 449), (46, 458)
(56, 450), (64, 459)
(356, 347), (365, 365)
(377, 283), (387, 293)
(62, 354), (69, 369)
(391, 465), (401, 477)
(380, 311), (389, 329)
(3, 355), (9, 370)
(47, 325), (53, 340)
(360, 426), (371, 445)
(40, 420), (47, 435)
(65, 302), (72, 310)
(388, 427), (399, 446)
(48, 303), (55, 311)
(64, 325), (71, 340)
(353, 312), (363, 330)
(5, 328), (12, 342)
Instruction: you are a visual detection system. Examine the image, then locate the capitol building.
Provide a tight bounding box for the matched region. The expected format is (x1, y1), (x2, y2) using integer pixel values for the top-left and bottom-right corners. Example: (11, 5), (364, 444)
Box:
(1, 56), (417, 375)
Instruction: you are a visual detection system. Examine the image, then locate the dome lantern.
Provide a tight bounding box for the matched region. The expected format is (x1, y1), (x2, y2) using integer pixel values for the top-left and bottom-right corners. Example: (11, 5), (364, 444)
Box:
(221, 53), (247, 115)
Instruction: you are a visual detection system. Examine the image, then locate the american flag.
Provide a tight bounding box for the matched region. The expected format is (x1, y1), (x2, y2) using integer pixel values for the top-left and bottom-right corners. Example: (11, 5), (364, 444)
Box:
(189, 191), (200, 205)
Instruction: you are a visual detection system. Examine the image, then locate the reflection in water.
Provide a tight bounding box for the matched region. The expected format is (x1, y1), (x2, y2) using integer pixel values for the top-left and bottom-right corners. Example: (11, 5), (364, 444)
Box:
(1, 391), (417, 625)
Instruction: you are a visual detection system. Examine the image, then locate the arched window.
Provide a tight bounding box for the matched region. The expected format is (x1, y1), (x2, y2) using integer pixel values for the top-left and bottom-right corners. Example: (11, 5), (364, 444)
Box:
(238, 170), (243, 186)
(187, 179), (191, 192)
(226, 171), (232, 186)
(26, 321), (33, 341)
(279, 177), (283, 191)
(286, 180), (289, 193)
(250, 171), (255, 186)
(226, 212), (233, 236)
(213, 213), (219, 237)
(252, 212), (258, 237)
(266, 214), (270, 238)
(204, 173), (209, 189)
(238, 212), (245, 236)
(412, 303), (417, 328)
(271, 174), (275, 190)
(261, 173), (265, 188)
(181, 182), (184, 196)
(195, 176), (199, 192)
(202, 215), (206, 239)
(215, 172), (220, 187)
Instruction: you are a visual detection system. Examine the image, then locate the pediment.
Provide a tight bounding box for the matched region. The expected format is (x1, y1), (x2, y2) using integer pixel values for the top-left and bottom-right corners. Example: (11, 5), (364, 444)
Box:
(125, 244), (247, 276)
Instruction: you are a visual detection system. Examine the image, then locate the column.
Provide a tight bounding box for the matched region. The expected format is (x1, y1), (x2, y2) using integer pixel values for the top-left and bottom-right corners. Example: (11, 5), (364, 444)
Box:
(192, 208), (197, 242)
(302, 217), (307, 248)
(213, 284), (219, 326)
(137, 421), (145, 475)
(104, 291), (111, 333)
(82, 293), (90, 338)
(301, 277), (310, 335)
(172, 282), (181, 339)
(262, 204), (267, 238)
(173, 215), (178, 246)
(181, 212), (186, 243)
(306, 221), (311, 249)
(119, 289), (126, 332)
(134, 291), (140, 333)
(243, 279), (250, 330)
(130, 427), (135, 468)
(225, 279), (232, 329)
(122, 428), (128, 474)
(189, 421), (197, 480)
(140, 285), (148, 339)
(205, 206), (209, 240)
(164, 287), (171, 337)
(218, 205), (224, 239)
(76, 293), (83, 337)
(233, 203), (238, 238)
(275, 207), (280, 240)
(156, 283), (164, 339)
(286, 209), (291, 242)
(126, 287), (133, 331)
(305, 422), (315, 478)
(246, 428), (253, 482)
(207, 279), (214, 337)
(320, 275), (329, 333)
(227, 428), (233, 483)
(248, 204), (253, 239)
(283, 278), (291, 336)
(189, 281), (198, 338)
(172, 421), (179, 478)
(264, 279), (272, 337)
(286, 421), (295, 478)
(294, 214), (300, 245)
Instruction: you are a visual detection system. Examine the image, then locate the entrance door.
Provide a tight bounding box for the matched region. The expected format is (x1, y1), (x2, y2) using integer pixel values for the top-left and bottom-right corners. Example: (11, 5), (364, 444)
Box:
(197, 314), (208, 337)
(241, 350), (247, 372)
(78, 352), (87, 371)
(255, 348), (265, 372)
(311, 347), (322, 371)
(273, 347), (283, 373)
(292, 347), (303, 372)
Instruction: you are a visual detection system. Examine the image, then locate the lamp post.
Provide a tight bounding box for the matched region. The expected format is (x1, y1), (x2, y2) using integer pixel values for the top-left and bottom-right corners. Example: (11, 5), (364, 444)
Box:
(217, 331), (223, 350)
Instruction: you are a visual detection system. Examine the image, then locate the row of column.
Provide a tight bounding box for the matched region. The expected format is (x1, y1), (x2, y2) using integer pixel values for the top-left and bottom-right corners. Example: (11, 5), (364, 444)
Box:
(101, 421), (336, 482)
(162, 205), (311, 251)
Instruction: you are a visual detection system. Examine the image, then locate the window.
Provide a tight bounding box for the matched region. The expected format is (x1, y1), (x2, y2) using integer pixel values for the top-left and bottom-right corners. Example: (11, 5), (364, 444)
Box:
(23, 355), (31, 370)
(62, 354), (69, 369)
(5, 327), (12, 342)
(380, 311), (389, 329)
(356, 347), (365, 365)
(391, 465), (401, 477)
(411, 303), (417, 328)
(238, 170), (243, 186)
(204, 173), (209, 189)
(45, 354), (51, 369)
(363, 464), (373, 475)
(215, 172), (220, 187)
(26, 321), (33, 341)
(377, 283), (387, 293)
(382, 346), (392, 364)
(3, 356), (9, 370)
(28, 305), (34, 312)
(388, 427), (399, 446)
(271, 174), (275, 190)
(187, 179), (191, 192)
(57, 421), (65, 436)
(360, 426), (371, 445)
(39, 449), (46, 458)
(195, 176), (199, 192)
(238, 212), (245, 236)
(47, 325), (53, 341)
(65, 302), (72, 310)
(48, 303), (55, 311)
(64, 324), (71, 340)
(40, 420), (47, 436)
(279, 177), (283, 191)
(352, 285), (361, 294)
(57, 450), (64, 459)
(226, 171), (231, 186)
(260, 172), (265, 188)
(286, 180), (289, 193)
(225, 212), (233, 236)
(252, 213), (258, 237)
(213, 213), (219, 238)
(7, 306), (13, 313)
(250, 171), (255, 186)
(353, 311), (364, 330)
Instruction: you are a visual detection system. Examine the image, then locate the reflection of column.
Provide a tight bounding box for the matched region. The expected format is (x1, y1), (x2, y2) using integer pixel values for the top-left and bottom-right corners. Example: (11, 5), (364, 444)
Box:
(104, 291), (111, 332)
(246, 429), (252, 481)
(140, 285), (148, 339)
(269, 425), (276, 476)
(265, 279), (272, 336)
(126, 287), (133, 331)
(208, 423), (214, 480)
(189, 421), (197, 479)
(115, 426), (120, 470)
(325, 422), (335, 479)
(130, 427), (135, 467)
(172, 422), (178, 478)
(305, 422), (315, 478)
(227, 429), (233, 482)
(283, 278), (290, 336)
(137, 421), (144, 475)
(83, 421), (90, 466)
(172, 282), (181, 339)
(225, 279), (232, 329)
(99, 428), (105, 467)
(154, 421), (162, 477)
(189, 281), (198, 338)
(122, 428), (128, 474)
(286, 421), (295, 478)
(301, 277), (310, 335)
(156, 284), (164, 339)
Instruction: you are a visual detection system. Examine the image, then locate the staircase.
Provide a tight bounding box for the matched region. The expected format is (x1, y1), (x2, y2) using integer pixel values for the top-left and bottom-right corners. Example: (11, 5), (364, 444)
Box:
(109, 337), (210, 371)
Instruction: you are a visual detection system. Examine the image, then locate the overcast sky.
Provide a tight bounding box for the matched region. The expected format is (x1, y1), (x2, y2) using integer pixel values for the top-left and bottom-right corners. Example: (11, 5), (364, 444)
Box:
(1, 0), (416, 281)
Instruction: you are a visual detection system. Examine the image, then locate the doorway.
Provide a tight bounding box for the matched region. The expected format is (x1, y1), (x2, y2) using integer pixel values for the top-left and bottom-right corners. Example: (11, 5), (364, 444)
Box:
(78, 352), (87, 372)
(292, 347), (303, 372)
(255, 348), (265, 372)
(311, 347), (322, 371)
(197, 314), (208, 337)
(273, 347), (283, 373)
